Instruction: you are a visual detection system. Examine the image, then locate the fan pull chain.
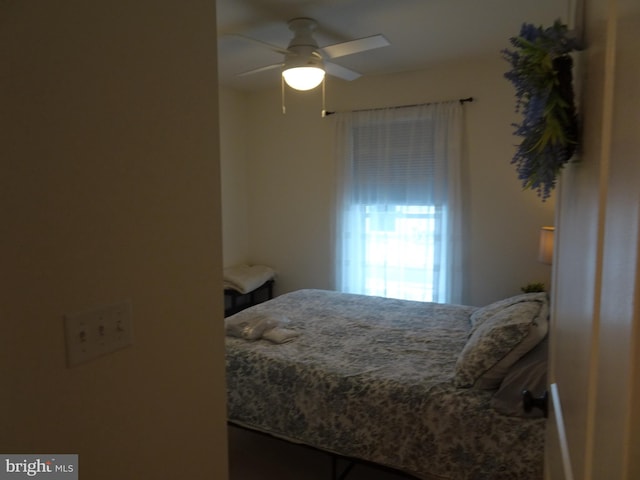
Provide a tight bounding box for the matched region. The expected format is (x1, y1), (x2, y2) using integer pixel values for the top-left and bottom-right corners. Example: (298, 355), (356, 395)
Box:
(321, 77), (326, 118)
(281, 74), (329, 117)
(281, 75), (286, 114)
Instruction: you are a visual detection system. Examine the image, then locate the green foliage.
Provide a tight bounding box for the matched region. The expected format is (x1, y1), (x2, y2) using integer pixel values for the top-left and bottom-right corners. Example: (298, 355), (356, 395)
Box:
(521, 282), (546, 293)
(502, 20), (581, 200)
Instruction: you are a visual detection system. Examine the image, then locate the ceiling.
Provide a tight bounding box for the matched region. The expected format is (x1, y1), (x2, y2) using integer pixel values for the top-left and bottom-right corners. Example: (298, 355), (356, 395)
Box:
(216, 0), (567, 92)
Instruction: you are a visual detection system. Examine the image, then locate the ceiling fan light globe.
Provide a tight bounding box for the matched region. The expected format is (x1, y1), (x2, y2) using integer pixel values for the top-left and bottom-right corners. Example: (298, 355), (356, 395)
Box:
(282, 66), (325, 91)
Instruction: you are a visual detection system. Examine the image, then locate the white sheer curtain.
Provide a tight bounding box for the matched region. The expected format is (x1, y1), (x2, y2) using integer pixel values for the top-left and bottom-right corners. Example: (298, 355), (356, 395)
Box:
(334, 101), (463, 304)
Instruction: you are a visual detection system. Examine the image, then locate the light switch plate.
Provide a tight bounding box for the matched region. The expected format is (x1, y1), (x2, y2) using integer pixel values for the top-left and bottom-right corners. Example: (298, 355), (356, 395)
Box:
(64, 301), (133, 367)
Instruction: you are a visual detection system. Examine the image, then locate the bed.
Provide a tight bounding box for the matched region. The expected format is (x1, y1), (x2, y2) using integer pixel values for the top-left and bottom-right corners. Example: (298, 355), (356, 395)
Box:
(225, 289), (549, 480)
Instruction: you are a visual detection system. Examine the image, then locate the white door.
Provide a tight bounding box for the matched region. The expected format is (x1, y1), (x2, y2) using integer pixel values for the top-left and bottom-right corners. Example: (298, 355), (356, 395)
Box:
(545, 0), (640, 478)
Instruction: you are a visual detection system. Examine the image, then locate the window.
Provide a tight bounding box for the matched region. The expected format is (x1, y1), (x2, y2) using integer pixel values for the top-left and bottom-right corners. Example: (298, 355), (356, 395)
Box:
(335, 102), (463, 303)
(363, 205), (438, 301)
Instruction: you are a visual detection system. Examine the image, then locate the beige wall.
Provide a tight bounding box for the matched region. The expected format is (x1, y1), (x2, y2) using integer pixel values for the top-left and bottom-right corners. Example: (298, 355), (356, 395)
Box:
(220, 88), (250, 267)
(1, 1), (228, 479)
(222, 55), (555, 306)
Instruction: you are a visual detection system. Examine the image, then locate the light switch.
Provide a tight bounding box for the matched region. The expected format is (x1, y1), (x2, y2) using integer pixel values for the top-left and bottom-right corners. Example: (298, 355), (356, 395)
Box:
(64, 301), (133, 367)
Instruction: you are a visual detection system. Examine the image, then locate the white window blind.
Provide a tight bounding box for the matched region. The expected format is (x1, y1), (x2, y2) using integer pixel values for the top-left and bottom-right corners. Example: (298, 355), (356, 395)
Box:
(352, 118), (438, 205)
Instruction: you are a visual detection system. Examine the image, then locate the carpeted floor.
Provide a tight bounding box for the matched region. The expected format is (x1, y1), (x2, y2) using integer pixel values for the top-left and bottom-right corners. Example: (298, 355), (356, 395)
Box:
(228, 425), (414, 480)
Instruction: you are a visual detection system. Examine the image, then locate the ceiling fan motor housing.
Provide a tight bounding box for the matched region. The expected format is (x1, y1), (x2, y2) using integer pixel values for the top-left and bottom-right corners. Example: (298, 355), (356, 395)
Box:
(284, 18), (323, 69)
(285, 46), (323, 69)
(287, 18), (319, 48)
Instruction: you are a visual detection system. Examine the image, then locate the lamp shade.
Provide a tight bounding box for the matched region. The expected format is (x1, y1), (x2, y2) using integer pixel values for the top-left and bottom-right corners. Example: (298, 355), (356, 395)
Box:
(538, 226), (555, 264)
(282, 66), (325, 91)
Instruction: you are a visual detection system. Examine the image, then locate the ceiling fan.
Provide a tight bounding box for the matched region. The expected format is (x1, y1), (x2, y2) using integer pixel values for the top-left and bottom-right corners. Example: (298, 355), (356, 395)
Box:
(234, 17), (390, 91)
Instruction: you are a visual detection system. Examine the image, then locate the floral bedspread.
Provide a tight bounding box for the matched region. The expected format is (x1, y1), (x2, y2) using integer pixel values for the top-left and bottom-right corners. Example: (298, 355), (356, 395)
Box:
(226, 289), (545, 480)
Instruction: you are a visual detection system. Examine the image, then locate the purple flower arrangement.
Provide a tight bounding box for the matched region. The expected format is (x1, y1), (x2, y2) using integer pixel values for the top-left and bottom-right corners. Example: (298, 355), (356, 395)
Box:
(502, 20), (581, 200)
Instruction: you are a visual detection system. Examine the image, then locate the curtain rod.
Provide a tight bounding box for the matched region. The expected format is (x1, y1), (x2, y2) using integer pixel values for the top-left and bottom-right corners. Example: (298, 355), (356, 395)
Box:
(323, 97), (474, 116)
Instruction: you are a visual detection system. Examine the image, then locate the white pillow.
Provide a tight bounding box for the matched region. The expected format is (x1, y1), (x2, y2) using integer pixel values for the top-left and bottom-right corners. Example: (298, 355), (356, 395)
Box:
(469, 292), (548, 330)
(455, 294), (549, 389)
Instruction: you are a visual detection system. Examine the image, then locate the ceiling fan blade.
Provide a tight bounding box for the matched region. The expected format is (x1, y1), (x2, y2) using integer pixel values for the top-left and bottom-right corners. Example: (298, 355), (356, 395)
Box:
(229, 34), (290, 56)
(324, 61), (361, 81)
(237, 63), (283, 77)
(321, 34), (390, 59)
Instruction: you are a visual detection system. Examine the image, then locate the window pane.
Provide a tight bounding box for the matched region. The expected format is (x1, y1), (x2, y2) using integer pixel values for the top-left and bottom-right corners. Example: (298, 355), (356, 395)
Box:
(363, 205), (437, 301)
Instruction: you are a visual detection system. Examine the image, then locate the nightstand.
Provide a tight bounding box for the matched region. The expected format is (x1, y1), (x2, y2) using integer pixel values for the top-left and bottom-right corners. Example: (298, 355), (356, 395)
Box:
(224, 279), (274, 317)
